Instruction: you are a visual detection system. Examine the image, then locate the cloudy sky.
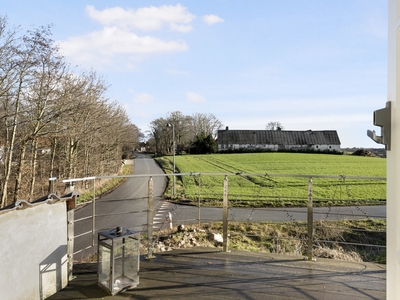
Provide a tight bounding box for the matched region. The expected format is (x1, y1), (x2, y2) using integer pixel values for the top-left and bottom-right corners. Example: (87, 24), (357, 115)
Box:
(3, 1), (388, 148)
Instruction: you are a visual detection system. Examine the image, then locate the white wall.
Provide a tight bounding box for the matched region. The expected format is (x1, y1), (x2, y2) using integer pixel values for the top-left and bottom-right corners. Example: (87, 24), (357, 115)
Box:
(387, 0), (399, 299)
(0, 201), (68, 300)
(311, 144), (341, 151)
(218, 143), (339, 152)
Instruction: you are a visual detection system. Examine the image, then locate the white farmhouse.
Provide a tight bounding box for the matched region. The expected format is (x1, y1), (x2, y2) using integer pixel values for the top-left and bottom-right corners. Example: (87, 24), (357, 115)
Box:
(217, 127), (341, 152)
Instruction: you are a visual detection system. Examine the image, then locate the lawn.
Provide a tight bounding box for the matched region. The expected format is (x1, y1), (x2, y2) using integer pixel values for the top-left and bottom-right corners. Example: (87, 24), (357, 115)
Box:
(155, 152), (386, 206)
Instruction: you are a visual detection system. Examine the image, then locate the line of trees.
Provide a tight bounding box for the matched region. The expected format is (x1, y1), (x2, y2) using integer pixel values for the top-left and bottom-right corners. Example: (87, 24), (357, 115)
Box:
(147, 111), (223, 155)
(0, 17), (141, 208)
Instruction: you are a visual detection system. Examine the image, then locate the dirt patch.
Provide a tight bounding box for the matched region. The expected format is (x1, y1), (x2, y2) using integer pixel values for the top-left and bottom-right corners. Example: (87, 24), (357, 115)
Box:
(352, 149), (380, 157)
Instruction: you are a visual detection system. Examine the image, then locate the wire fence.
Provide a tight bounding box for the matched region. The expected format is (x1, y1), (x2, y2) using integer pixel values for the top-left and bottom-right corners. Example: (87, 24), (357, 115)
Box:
(66, 173), (386, 263)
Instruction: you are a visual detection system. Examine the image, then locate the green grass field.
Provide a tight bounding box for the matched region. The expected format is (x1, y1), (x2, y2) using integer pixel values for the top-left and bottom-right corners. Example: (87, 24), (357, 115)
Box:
(156, 153), (386, 206)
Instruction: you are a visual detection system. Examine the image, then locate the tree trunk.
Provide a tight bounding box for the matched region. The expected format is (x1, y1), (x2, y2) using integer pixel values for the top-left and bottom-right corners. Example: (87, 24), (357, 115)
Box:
(28, 138), (39, 200)
(48, 136), (57, 193)
(13, 142), (27, 202)
(1, 79), (23, 208)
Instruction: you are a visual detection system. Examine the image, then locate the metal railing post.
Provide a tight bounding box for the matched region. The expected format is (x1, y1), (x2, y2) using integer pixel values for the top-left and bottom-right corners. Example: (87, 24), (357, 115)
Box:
(66, 194), (77, 281)
(307, 177), (314, 261)
(223, 175), (229, 252)
(198, 174), (201, 227)
(92, 178), (95, 247)
(147, 177), (154, 259)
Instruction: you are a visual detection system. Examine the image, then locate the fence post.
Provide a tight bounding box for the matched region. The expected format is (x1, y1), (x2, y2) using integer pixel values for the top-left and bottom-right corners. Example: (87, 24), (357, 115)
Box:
(307, 177), (314, 261)
(223, 175), (229, 252)
(66, 194), (77, 281)
(147, 177), (154, 259)
(198, 174), (201, 227)
(92, 178), (95, 247)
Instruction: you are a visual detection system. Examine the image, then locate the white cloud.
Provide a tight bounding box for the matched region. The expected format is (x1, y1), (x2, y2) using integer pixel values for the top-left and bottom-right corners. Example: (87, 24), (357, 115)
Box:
(186, 92), (206, 103)
(58, 26), (188, 67)
(86, 4), (195, 32)
(59, 5), (221, 69)
(202, 14), (224, 25)
(169, 23), (193, 33)
(63, 27), (187, 55)
(132, 93), (154, 104)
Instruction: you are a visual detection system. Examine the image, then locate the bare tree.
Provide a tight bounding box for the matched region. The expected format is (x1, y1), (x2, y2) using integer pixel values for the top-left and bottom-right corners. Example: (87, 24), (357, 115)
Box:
(0, 18), (40, 207)
(0, 16), (19, 207)
(167, 111), (193, 153)
(266, 121), (284, 131)
(191, 112), (223, 138)
(148, 117), (168, 155)
(148, 111), (223, 155)
(13, 25), (69, 200)
(0, 18), (142, 206)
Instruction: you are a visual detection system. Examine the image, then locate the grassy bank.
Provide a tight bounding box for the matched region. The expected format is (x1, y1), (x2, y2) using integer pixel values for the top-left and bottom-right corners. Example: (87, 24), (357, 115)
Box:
(76, 163), (134, 204)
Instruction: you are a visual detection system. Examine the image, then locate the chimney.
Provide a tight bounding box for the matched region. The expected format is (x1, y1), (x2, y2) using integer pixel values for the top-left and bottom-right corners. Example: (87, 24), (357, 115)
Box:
(226, 126), (229, 131)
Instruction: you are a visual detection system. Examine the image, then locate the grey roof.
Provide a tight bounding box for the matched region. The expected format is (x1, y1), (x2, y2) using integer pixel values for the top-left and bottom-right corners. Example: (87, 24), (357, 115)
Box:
(217, 130), (341, 146)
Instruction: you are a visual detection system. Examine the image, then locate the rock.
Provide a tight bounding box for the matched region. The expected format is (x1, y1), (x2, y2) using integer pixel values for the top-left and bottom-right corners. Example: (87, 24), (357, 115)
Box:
(208, 232), (223, 244)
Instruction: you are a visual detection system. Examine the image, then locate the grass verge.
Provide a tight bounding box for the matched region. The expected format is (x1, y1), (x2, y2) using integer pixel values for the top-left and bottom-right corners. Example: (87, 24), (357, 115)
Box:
(76, 164), (134, 204)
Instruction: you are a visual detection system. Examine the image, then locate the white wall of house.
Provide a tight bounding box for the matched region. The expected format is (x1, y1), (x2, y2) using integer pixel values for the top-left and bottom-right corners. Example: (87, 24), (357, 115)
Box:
(311, 144), (341, 151)
(218, 143), (340, 152)
(0, 201), (68, 300)
(218, 144), (279, 151)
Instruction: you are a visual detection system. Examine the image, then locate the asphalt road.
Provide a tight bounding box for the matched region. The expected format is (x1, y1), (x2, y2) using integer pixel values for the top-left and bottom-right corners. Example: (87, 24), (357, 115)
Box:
(73, 153), (166, 260)
(165, 203), (386, 227)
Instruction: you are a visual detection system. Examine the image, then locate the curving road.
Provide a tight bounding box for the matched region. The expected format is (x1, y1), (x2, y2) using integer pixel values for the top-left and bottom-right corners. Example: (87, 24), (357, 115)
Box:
(73, 152), (166, 260)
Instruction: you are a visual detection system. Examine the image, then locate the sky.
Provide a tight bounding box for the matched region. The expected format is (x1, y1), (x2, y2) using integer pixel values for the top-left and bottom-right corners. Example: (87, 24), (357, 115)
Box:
(2, 1), (388, 148)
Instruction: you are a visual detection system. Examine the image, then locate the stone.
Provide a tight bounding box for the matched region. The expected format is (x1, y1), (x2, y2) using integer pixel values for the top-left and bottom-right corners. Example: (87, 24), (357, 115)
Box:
(208, 232), (223, 244)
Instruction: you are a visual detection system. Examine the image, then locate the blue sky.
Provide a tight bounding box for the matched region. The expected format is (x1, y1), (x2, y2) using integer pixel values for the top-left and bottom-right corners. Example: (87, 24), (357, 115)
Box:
(2, 1), (388, 148)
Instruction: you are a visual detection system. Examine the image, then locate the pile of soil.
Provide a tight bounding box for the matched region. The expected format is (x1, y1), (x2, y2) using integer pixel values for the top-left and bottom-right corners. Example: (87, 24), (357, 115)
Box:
(352, 149), (379, 157)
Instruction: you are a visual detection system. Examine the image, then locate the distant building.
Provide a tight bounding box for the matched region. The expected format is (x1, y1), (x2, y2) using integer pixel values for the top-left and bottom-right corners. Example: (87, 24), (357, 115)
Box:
(217, 127), (341, 152)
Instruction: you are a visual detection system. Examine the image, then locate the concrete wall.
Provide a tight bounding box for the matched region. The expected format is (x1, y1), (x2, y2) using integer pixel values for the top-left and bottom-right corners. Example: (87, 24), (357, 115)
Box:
(0, 200), (68, 300)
